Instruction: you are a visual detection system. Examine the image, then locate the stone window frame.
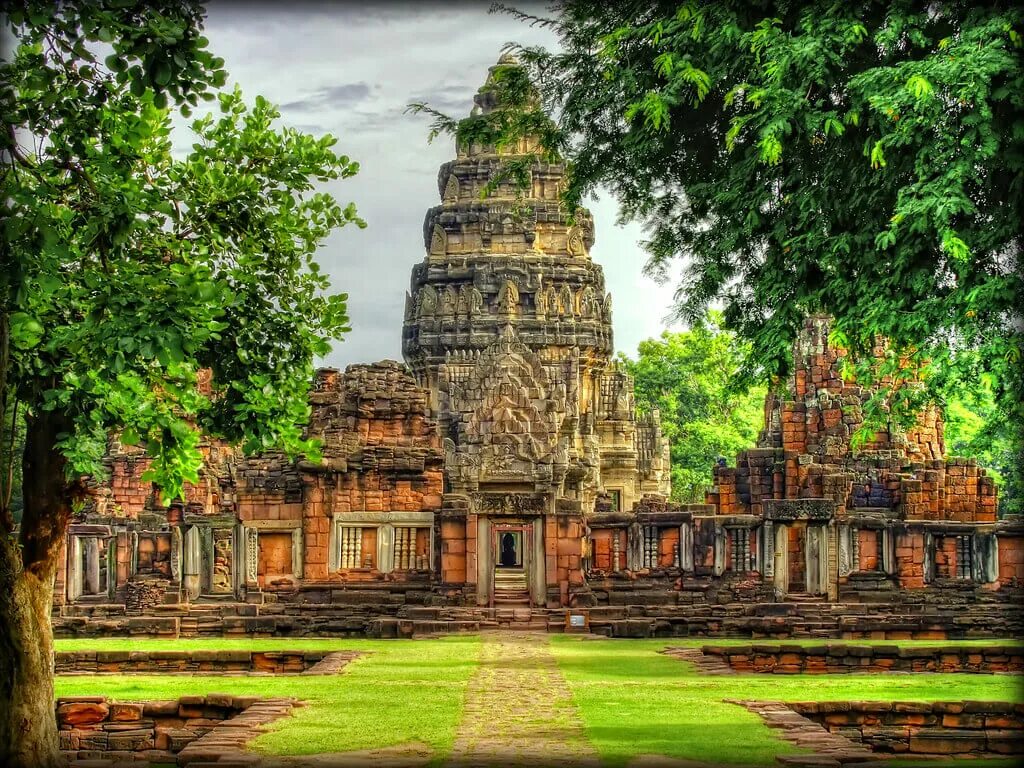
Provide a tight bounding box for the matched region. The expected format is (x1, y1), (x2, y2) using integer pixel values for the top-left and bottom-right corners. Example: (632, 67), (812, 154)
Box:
(330, 511), (435, 574)
(66, 527), (116, 602)
(239, 519), (303, 587)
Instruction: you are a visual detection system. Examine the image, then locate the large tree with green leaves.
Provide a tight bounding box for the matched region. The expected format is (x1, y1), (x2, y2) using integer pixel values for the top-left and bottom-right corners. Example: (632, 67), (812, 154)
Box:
(0, 3), (362, 764)
(617, 312), (765, 502)
(414, 1), (1022, 497)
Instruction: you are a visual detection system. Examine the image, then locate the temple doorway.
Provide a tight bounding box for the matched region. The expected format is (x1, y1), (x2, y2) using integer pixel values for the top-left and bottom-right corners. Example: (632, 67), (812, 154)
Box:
(773, 521), (829, 597)
(491, 524), (531, 606)
(499, 530), (523, 567)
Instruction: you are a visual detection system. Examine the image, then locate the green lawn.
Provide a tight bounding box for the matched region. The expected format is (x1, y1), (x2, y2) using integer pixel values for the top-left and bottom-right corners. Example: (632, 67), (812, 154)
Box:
(548, 636), (1022, 766)
(52, 635), (1023, 766)
(54, 636), (480, 762)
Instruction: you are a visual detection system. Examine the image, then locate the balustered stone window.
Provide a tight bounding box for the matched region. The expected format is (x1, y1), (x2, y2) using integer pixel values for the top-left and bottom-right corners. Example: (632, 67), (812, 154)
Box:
(331, 513), (435, 574)
(728, 528), (752, 572)
(956, 534), (973, 580)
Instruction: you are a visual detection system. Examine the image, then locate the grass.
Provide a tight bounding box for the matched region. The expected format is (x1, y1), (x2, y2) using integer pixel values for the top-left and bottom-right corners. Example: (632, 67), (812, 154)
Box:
(549, 636), (1024, 767)
(54, 636), (480, 762)
(52, 635), (1023, 766)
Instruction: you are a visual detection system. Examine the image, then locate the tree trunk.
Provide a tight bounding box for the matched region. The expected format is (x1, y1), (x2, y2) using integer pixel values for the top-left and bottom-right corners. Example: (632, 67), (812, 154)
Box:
(0, 409), (74, 768)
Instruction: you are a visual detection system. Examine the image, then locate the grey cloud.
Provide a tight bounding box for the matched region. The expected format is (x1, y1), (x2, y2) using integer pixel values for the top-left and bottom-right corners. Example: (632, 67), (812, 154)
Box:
(281, 82), (373, 113)
(407, 83), (474, 113)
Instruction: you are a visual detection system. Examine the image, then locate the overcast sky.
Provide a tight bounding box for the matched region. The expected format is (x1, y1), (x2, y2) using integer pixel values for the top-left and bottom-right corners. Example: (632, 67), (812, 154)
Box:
(197, 1), (685, 368)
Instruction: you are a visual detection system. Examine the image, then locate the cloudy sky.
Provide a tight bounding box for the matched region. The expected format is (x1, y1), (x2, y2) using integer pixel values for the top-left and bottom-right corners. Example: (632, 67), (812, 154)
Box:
(197, 1), (685, 368)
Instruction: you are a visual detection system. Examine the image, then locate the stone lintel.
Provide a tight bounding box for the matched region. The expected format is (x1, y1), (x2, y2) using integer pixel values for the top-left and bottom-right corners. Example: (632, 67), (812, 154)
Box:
(635, 510), (694, 526)
(68, 524), (114, 537)
(243, 519), (302, 530)
(332, 511), (434, 525)
(762, 499), (837, 522)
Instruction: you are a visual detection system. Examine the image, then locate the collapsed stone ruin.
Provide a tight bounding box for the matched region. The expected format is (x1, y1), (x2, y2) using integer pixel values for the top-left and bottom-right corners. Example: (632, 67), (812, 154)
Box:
(51, 57), (1023, 639)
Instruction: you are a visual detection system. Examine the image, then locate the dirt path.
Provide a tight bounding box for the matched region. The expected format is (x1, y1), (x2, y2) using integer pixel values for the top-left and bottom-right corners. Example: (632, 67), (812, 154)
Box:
(445, 631), (600, 767)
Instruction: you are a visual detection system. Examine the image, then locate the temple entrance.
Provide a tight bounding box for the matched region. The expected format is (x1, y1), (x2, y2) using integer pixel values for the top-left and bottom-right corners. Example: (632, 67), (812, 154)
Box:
(773, 521), (829, 597)
(491, 524), (531, 606)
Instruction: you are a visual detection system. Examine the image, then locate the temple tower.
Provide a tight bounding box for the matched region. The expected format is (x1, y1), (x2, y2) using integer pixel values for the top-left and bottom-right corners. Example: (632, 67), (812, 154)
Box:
(403, 55), (669, 607)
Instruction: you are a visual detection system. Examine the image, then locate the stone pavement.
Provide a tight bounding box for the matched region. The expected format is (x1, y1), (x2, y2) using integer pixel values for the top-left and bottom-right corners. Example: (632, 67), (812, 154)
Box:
(445, 631), (601, 767)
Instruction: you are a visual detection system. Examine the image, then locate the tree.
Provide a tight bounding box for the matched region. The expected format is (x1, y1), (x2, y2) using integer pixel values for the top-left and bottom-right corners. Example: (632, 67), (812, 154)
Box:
(0, 3), (363, 764)
(412, 1), (1022, 504)
(617, 312), (765, 502)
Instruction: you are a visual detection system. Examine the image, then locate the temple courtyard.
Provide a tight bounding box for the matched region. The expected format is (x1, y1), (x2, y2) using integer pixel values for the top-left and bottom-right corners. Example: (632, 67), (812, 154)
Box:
(54, 633), (1022, 767)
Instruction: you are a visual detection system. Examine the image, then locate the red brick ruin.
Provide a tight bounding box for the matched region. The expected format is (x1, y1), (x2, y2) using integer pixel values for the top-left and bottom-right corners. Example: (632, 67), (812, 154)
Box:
(51, 58), (1022, 640)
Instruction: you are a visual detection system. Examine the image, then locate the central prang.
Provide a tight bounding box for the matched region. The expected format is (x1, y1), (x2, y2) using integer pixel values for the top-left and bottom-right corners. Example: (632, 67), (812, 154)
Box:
(402, 56), (671, 607)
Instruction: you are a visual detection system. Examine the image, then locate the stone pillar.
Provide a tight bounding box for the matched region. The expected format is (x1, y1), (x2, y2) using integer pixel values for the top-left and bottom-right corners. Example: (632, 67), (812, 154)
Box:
(378, 523), (395, 573)
(530, 517), (545, 606)
(923, 531), (935, 583)
(881, 527), (896, 575)
(774, 523), (788, 594)
(129, 531), (139, 577)
(627, 522), (642, 570)
(476, 516), (491, 606)
(981, 534), (999, 583)
(329, 517), (339, 572)
(69, 536), (83, 601)
(805, 525), (819, 594)
(838, 524), (852, 577)
(826, 522), (838, 601)
(244, 526), (259, 585)
(679, 522), (694, 572)
(170, 527), (182, 583)
(83, 538), (100, 595)
(291, 528), (303, 577)
(761, 521), (774, 579)
(712, 524), (726, 577)
(183, 526), (202, 600)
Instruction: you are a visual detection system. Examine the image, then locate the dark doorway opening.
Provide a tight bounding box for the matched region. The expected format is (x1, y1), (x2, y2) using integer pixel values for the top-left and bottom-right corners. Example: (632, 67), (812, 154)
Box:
(499, 531), (522, 568)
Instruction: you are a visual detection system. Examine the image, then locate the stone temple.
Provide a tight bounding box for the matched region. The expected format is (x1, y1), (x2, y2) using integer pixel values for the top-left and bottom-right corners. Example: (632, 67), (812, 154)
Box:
(51, 58), (1023, 639)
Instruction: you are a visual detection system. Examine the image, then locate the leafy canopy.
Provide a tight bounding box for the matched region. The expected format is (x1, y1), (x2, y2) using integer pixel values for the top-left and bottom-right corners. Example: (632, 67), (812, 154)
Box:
(1, 1), (364, 513)
(413, 1), (1022, 496)
(617, 312), (765, 503)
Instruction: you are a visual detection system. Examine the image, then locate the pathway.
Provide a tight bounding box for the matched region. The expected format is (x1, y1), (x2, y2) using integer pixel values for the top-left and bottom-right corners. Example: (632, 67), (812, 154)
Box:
(445, 631), (600, 767)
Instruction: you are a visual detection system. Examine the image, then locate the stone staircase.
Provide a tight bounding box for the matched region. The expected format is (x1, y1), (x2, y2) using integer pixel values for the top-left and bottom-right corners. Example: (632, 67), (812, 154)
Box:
(492, 569), (531, 607)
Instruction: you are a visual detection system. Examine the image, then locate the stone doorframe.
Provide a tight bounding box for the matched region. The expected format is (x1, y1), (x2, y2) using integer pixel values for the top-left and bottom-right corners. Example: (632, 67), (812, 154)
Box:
(66, 525), (116, 602)
(477, 516), (545, 607)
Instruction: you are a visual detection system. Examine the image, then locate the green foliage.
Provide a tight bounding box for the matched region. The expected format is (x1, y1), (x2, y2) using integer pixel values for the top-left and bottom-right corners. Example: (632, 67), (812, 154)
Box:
(944, 385), (1021, 516)
(617, 312), (765, 502)
(1, 1), (364, 508)
(419, 2), (1021, 497)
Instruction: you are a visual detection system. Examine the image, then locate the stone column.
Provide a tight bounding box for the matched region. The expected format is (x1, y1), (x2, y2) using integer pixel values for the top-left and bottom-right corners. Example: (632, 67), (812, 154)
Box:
(69, 536), (83, 601)
(83, 538), (100, 595)
(761, 521), (774, 579)
(679, 522), (694, 572)
(530, 517), (545, 606)
(291, 528), (303, 577)
(378, 523), (395, 573)
(244, 526), (259, 585)
(838, 524), (852, 577)
(773, 523), (788, 594)
(170, 527), (183, 584)
(923, 532), (935, 583)
(129, 531), (139, 577)
(881, 527), (896, 575)
(183, 526), (202, 600)
(712, 524), (726, 577)
(476, 516), (491, 606)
